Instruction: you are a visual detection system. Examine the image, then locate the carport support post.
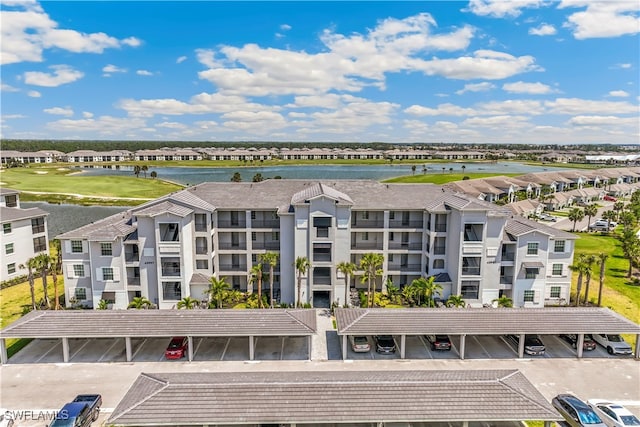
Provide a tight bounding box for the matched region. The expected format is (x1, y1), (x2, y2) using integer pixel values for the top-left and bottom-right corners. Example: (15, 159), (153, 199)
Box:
(635, 334), (640, 360)
(308, 335), (312, 361)
(577, 334), (584, 359)
(0, 338), (7, 364)
(187, 336), (193, 362)
(342, 335), (348, 360)
(62, 337), (69, 362)
(459, 334), (466, 360)
(400, 335), (406, 359)
(518, 333), (525, 358)
(544, 422), (551, 427)
(125, 337), (132, 362)
(249, 335), (255, 361)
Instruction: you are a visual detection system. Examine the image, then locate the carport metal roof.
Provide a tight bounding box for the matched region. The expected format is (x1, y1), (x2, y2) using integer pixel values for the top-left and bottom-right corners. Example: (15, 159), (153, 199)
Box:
(0, 309), (316, 338)
(108, 369), (561, 426)
(335, 307), (640, 335)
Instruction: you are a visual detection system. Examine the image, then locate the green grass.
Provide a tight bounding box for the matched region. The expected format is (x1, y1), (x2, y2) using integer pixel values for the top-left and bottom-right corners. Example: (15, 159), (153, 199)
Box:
(0, 166), (183, 205)
(383, 172), (522, 184)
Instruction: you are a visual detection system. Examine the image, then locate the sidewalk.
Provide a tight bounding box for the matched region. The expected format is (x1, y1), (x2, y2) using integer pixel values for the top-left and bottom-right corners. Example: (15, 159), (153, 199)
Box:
(311, 308), (335, 361)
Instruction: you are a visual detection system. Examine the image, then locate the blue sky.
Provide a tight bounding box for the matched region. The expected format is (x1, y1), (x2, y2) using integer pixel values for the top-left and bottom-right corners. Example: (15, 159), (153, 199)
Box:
(1, 0), (639, 144)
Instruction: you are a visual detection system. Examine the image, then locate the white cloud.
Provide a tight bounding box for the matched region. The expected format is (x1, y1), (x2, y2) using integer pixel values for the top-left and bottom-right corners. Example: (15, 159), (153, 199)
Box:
(612, 63), (632, 69)
(1, 83), (20, 92)
(156, 121), (187, 129)
(462, 115), (531, 129)
(194, 120), (218, 129)
(103, 64), (127, 74)
(455, 82), (495, 94)
(559, 1), (640, 39)
(465, 0), (545, 18)
(545, 97), (638, 114)
(529, 23), (557, 35)
(23, 65), (84, 87)
(502, 81), (556, 94)
(0, 2), (141, 65)
(136, 70), (153, 76)
(1, 114), (27, 119)
(280, 24), (292, 31)
(27, 90), (41, 97)
(43, 106), (73, 116)
(608, 90), (630, 97)
(176, 55), (187, 64)
(567, 115), (639, 126)
(82, 111), (93, 118)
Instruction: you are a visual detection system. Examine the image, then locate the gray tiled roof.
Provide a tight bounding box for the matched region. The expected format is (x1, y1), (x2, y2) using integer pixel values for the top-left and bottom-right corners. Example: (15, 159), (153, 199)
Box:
(0, 187), (19, 196)
(133, 200), (193, 218)
(334, 307), (640, 336)
(505, 216), (577, 239)
(1, 309), (316, 338)
(108, 369), (560, 425)
(290, 182), (354, 205)
(0, 206), (49, 223)
(56, 211), (132, 240)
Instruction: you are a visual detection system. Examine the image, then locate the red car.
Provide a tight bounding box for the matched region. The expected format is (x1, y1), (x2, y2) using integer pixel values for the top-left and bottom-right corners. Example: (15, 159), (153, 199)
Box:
(603, 195), (617, 202)
(164, 336), (188, 359)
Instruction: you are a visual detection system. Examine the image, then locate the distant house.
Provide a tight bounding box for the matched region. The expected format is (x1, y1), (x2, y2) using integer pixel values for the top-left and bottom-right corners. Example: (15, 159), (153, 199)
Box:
(0, 150), (62, 165)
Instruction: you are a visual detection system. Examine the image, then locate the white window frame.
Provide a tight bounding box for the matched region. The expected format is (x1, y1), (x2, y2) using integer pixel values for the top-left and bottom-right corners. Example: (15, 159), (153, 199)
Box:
(554, 240), (565, 253)
(100, 242), (113, 256)
(74, 287), (87, 300)
(5, 243), (14, 255)
(527, 242), (539, 256)
(552, 263), (563, 276)
(7, 263), (16, 274)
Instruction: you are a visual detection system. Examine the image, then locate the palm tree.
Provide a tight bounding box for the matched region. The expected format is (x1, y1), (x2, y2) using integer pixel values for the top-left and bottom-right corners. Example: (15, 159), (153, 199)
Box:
(441, 167), (445, 174)
(141, 165), (148, 178)
(493, 295), (513, 307)
(582, 254), (596, 305)
(411, 165), (416, 175)
(34, 253), (51, 309)
(49, 254), (61, 310)
(567, 207), (585, 232)
(422, 165), (427, 175)
(295, 256), (310, 307)
(19, 257), (38, 310)
(250, 262), (265, 308)
(207, 276), (230, 309)
(128, 296), (153, 309)
(602, 210), (618, 229)
(133, 165), (141, 178)
(253, 173), (264, 182)
(337, 261), (356, 307)
(596, 253), (608, 307)
(359, 253), (384, 308)
(231, 172), (242, 182)
(410, 276), (441, 307)
(569, 254), (589, 306)
(613, 201), (625, 216)
(461, 165), (466, 174)
(259, 252), (279, 308)
(619, 230), (640, 278)
(583, 204), (597, 228)
(150, 171), (157, 179)
(51, 239), (62, 275)
(177, 296), (199, 309)
(446, 294), (466, 308)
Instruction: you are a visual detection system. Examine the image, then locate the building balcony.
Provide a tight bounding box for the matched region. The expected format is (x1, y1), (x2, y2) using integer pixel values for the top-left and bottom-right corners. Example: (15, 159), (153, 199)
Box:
(434, 224), (447, 232)
(251, 220), (280, 228)
(313, 277), (332, 285)
(351, 220), (384, 228)
(433, 246), (446, 255)
(499, 276), (513, 285)
(218, 264), (248, 272)
(127, 277), (141, 286)
(461, 267), (481, 276)
(388, 263), (422, 272)
(388, 220), (423, 229)
(218, 243), (247, 250)
(195, 223), (207, 232)
(217, 221), (247, 228)
(125, 253), (139, 263)
(501, 253), (515, 261)
(351, 242), (384, 250)
(252, 241), (280, 250)
(388, 242), (423, 250)
(196, 246), (208, 255)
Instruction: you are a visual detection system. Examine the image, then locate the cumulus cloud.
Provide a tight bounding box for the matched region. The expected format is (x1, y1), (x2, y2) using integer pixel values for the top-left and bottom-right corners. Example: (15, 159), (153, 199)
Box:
(176, 55), (187, 64)
(82, 111), (93, 118)
(156, 121), (187, 129)
(465, 0), (545, 18)
(608, 90), (629, 97)
(1, 83), (20, 92)
(0, 1), (141, 64)
(455, 82), (495, 94)
(102, 64), (127, 76)
(559, 1), (640, 39)
(27, 90), (41, 97)
(529, 23), (557, 36)
(502, 81), (556, 94)
(23, 65), (84, 87)
(545, 97), (638, 114)
(44, 106), (74, 116)
(136, 69), (153, 76)
(280, 24), (292, 31)
(567, 115), (639, 126)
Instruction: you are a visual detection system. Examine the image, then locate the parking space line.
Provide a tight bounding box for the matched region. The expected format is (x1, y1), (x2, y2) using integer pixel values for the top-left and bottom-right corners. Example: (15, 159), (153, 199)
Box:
(98, 338), (120, 362)
(70, 338), (92, 360)
(35, 340), (61, 363)
(220, 338), (231, 360)
(194, 337), (204, 358)
(132, 338), (147, 360)
(280, 337), (285, 360)
(473, 336), (491, 358)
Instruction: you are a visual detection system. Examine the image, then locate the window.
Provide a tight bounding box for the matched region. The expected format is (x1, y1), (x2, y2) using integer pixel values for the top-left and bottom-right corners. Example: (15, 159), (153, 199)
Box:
(75, 288), (87, 300)
(433, 259), (444, 269)
(7, 263), (15, 274)
(362, 232), (369, 241)
(552, 264), (563, 276)
(33, 236), (47, 253)
(102, 267), (114, 281)
(5, 243), (14, 255)
(272, 231), (280, 241)
(71, 240), (83, 253)
(196, 259), (208, 270)
(251, 211), (256, 220)
(195, 237), (207, 254)
(462, 257), (481, 275)
(100, 242), (112, 256)
(5, 195), (17, 207)
(554, 240), (565, 253)
(162, 281), (182, 300)
(461, 281), (479, 299)
(3, 223), (11, 234)
(527, 242), (539, 255)
(525, 268), (539, 279)
(313, 267), (331, 285)
(389, 232), (394, 241)
(31, 217), (45, 234)
(361, 211), (369, 220)
(159, 223), (180, 242)
(314, 217), (331, 238)
(550, 286), (561, 298)
(524, 290), (535, 302)
(251, 232), (257, 241)
(313, 243), (331, 262)
(463, 224), (483, 242)
(161, 257), (181, 276)
(73, 264), (85, 277)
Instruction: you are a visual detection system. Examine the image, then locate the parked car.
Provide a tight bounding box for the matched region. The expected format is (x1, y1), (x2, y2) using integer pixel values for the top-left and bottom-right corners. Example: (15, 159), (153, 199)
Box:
(539, 213), (557, 222)
(424, 334), (452, 351)
(603, 195), (617, 202)
(349, 336), (371, 353)
(374, 335), (396, 354)
(552, 394), (607, 427)
(49, 394), (102, 427)
(591, 334), (632, 355)
(587, 399), (640, 427)
(559, 334), (597, 351)
(589, 221), (613, 232)
(506, 334), (545, 355)
(164, 336), (188, 359)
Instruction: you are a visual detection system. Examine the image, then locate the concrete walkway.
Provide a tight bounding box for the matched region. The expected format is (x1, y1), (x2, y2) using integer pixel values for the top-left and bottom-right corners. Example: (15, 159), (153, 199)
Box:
(311, 308), (336, 361)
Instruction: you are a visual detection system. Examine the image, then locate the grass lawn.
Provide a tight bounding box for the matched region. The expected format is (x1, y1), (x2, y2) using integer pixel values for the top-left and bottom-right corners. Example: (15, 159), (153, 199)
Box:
(383, 172), (522, 184)
(0, 166), (183, 205)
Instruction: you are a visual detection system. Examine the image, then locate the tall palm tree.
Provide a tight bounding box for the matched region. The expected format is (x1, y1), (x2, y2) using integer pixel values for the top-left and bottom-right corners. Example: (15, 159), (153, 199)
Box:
(49, 254), (61, 310)
(128, 296), (152, 309)
(492, 295), (513, 307)
(602, 209), (618, 229)
(446, 294), (466, 308)
(410, 276), (442, 307)
(613, 201), (625, 216)
(596, 253), (608, 307)
(569, 254), (589, 306)
(567, 207), (585, 232)
(259, 252), (279, 308)
(582, 254), (596, 305)
(619, 230), (640, 277)
(51, 239), (62, 275)
(583, 204), (597, 228)
(359, 253), (384, 308)
(19, 257), (38, 310)
(177, 296), (199, 309)
(337, 261), (356, 307)
(461, 165), (466, 174)
(250, 262), (264, 308)
(295, 256), (310, 308)
(34, 253), (51, 309)
(133, 165), (141, 178)
(207, 276), (230, 309)
(141, 164), (148, 178)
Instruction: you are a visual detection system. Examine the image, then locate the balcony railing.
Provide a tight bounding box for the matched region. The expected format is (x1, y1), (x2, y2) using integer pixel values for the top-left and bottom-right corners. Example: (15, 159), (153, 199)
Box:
(218, 243), (247, 250)
(351, 242), (384, 250)
(313, 254), (331, 262)
(127, 277), (141, 286)
(388, 263), (422, 271)
(218, 220), (247, 228)
(161, 267), (181, 277)
(433, 246), (446, 255)
(501, 253), (515, 261)
(313, 277), (332, 285)
(251, 220), (280, 228)
(388, 242), (422, 250)
(125, 253), (139, 262)
(499, 276), (513, 284)
(434, 224), (447, 232)
(195, 223), (207, 232)
(351, 220), (384, 228)
(196, 246), (208, 255)
(252, 241), (280, 250)
(461, 267), (481, 276)
(388, 220), (424, 228)
(218, 264), (247, 271)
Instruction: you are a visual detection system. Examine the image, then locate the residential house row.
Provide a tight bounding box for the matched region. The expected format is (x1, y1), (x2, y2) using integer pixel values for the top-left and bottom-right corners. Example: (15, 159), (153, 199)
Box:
(0, 188), (49, 282)
(57, 180), (576, 311)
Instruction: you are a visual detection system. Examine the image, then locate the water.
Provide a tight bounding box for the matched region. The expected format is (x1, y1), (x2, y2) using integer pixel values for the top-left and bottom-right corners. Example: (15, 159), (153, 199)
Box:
(72, 162), (563, 186)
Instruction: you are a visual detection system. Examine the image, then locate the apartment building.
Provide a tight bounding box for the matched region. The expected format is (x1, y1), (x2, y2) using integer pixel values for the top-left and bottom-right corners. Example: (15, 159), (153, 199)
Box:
(57, 180), (576, 309)
(0, 188), (49, 282)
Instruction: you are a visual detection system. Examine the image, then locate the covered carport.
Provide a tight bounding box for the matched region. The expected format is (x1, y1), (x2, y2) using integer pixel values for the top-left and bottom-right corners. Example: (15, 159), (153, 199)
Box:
(0, 309), (316, 364)
(108, 369), (561, 426)
(335, 307), (640, 360)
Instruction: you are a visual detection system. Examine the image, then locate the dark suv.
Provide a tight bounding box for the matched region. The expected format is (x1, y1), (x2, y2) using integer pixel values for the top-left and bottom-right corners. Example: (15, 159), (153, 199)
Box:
(424, 334), (452, 351)
(374, 335), (396, 354)
(559, 334), (596, 351)
(506, 334), (545, 355)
